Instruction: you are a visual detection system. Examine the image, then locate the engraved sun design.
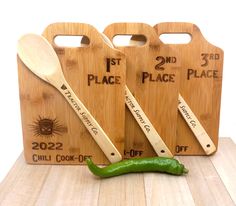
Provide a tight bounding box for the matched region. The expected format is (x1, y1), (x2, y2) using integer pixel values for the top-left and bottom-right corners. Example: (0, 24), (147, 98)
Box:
(30, 116), (67, 137)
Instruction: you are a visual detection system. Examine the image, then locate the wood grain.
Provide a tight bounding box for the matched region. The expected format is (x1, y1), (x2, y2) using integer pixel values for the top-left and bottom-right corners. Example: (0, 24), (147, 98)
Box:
(98, 174), (146, 206)
(35, 166), (100, 206)
(210, 138), (236, 203)
(0, 155), (51, 206)
(154, 22), (224, 155)
(144, 172), (195, 205)
(0, 138), (235, 206)
(18, 23), (126, 164)
(179, 156), (234, 206)
(103, 23), (180, 158)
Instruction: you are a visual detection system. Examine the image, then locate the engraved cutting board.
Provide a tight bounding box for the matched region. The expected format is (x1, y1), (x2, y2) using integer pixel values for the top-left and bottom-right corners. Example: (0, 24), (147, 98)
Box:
(104, 23), (180, 158)
(154, 22), (224, 155)
(18, 23), (126, 164)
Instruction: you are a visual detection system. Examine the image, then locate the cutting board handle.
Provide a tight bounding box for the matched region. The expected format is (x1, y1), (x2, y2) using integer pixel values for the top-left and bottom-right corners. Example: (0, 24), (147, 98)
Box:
(42, 23), (105, 47)
(103, 23), (161, 46)
(154, 22), (204, 43)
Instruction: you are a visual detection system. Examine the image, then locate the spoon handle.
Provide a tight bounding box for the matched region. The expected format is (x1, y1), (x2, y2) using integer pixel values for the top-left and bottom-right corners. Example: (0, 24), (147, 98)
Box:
(125, 86), (173, 157)
(57, 79), (122, 163)
(178, 94), (216, 155)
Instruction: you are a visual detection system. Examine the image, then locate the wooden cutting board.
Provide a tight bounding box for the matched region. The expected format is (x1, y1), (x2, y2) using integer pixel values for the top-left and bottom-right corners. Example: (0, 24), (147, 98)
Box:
(104, 23), (180, 158)
(1, 138), (235, 206)
(154, 22), (224, 155)
(18, 23), (126, 165)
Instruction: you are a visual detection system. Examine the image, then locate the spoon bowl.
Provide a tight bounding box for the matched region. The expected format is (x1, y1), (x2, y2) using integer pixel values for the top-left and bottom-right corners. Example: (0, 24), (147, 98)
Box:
(17, 34), (62, 81)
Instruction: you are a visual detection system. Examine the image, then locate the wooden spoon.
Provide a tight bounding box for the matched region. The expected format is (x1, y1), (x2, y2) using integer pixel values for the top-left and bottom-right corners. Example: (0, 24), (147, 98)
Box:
(17, 34), (122, 163)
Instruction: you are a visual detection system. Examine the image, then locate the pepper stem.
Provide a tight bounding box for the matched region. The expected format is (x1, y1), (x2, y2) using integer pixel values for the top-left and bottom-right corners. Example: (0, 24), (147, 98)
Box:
(183, 167), (189, 174)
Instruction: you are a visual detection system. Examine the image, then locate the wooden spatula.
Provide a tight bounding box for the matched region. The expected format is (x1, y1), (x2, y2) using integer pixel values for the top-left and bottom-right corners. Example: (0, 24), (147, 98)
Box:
(17, 33), (122, 163)
(99, 32), (173, 158)
(178, 94), (216, 155)
(124, 87), (173, 157)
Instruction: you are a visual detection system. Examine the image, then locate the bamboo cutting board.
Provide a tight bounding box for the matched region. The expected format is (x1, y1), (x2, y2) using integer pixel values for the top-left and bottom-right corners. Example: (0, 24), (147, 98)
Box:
(154, 22), (224, 155)
(104, 23), (180, 158)
(18, 23), (126, 164)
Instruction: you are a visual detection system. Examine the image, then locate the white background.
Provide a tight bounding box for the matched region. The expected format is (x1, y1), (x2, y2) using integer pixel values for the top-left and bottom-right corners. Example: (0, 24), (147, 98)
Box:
(0, 0), (235, 182)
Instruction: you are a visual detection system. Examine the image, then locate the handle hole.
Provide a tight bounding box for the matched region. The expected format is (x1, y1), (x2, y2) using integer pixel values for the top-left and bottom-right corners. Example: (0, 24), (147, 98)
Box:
(111, 153), (115, 156)
(54, 35), (90, 47)
(160, 150), (165, 153)
(113, 35), (147, 47)
(206, 144), (211, 148)
(159, 33), (191, 44)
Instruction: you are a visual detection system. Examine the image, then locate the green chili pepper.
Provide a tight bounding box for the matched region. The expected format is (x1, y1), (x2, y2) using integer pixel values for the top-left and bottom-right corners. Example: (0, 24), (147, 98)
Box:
(86, 157), (188, 178)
